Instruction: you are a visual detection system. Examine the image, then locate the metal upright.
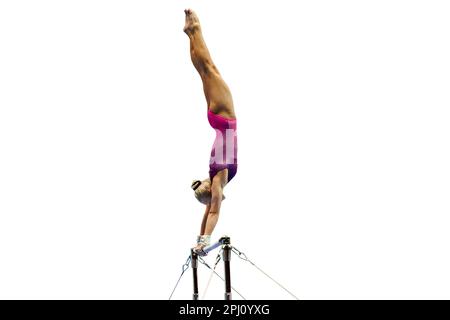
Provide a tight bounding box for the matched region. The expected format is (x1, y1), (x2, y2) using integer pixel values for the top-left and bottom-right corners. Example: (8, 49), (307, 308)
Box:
(222, 236), (232, 300)
(191, 249), (199, 300)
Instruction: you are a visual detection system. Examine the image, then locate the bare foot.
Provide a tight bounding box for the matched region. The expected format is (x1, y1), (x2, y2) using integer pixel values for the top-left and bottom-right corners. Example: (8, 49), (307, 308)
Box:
(183, 8), (200, 35)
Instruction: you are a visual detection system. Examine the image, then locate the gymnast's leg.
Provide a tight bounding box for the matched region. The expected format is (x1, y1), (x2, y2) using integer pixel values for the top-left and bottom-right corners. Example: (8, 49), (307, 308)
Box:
(184, 9), (235, 118)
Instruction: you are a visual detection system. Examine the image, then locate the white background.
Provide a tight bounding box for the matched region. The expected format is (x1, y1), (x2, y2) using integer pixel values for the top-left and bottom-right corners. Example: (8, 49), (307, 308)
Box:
(0, 0), (449, 299)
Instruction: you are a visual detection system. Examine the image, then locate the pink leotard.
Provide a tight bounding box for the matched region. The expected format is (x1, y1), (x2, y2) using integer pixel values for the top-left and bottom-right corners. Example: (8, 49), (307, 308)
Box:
(208, 109), (238, 182)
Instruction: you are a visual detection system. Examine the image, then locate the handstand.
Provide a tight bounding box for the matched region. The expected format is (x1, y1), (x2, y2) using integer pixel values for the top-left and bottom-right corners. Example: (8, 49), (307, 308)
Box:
(184, 9), (238, 254)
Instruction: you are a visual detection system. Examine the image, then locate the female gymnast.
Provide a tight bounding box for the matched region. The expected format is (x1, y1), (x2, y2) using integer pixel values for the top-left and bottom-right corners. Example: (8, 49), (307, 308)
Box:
(184, 9), (238, 254)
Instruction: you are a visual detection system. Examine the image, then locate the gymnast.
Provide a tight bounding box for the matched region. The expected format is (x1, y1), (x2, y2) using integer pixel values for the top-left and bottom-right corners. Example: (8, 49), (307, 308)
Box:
(184, 9), (238, 254)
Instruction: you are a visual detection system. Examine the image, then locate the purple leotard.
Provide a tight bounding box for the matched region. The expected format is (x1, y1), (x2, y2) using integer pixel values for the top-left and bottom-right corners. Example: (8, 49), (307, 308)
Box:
(208, 109), (237, 182)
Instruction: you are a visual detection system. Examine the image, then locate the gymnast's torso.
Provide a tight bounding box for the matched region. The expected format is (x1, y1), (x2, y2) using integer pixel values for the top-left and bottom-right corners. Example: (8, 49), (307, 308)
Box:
(207, 109), (237, 183)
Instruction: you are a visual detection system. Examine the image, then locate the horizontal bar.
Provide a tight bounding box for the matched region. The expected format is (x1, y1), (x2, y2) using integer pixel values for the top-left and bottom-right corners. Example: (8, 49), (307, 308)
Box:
(201, 236), (230, 255)
(203, 240), (222, 254)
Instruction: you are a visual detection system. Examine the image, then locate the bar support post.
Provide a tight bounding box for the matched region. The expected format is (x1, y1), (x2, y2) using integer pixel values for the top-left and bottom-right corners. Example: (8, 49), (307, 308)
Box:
(191, 249), (199, 300)
(222, 236), (232, 300)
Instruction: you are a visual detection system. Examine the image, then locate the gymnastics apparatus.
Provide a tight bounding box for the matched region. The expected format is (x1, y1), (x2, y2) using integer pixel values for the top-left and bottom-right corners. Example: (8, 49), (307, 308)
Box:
(169, 236), (299, 300)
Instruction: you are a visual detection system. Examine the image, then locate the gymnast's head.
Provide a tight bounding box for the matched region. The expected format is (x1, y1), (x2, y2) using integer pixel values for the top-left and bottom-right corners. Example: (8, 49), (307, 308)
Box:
(191, 178), (225, 205)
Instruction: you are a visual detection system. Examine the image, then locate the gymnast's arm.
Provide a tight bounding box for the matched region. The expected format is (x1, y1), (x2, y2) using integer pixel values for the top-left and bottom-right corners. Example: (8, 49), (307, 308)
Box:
(209, 183), (223, 214)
